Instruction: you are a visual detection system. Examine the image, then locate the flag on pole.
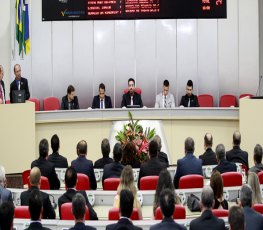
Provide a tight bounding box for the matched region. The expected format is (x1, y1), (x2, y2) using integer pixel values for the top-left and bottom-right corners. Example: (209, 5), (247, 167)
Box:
(23, 0), (30, 55)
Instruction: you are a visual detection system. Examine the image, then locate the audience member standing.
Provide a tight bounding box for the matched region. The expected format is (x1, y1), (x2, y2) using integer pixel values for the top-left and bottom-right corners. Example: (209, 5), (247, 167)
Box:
(199, 133), (217, 165)
(94, 138), (113, 168)
(249, 144), (263, 173)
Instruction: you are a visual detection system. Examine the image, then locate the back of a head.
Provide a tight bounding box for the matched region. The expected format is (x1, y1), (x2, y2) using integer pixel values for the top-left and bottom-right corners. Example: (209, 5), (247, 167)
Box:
(65, 166), (77, 189)
(163, 80), (169, 87)
(101, 138), (110, 158)
(29, 189), (43, 221)
(77, 140), (87, 156)
(51, 134), (60, 153)
(149, 140), (158, 158)
(254, 144), (263, 164)
(0, 166), (6, 187)
(113, 143), (123, 162)
(153, 135), (162, 152)
(204, 133), (213, 148)
(30, 167), (41, 186)
(39, 139), (49, 158)
(233, 131), (241, 146)
(120, 189), (134, 218)
(240, 184), (252, 208)
(228, 206), (244, 230)
(0, 202), (14, 230)
(122, 142), (136, 165)
(160, 188), (175, 218)
(72, 193), (86, 221)
(215, 144), (226, 162)
(185, 137), (195, 153)
(187, 80), (193, 88)
(120, 165), (134, 189)
(210, 171), (223, 200)
(201, 186), (214, 209)
(157, 168), (174, 192)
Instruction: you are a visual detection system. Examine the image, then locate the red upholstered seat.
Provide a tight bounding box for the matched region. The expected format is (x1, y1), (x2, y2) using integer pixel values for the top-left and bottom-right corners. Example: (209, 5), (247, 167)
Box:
(61, 203), (90, 220)
(22, 169), (30, 186)
(103, 178), (120, 190)
(108, 207), (140, 220)
(253, 204), (263, 214)
(239, 94), (253, 99)
(123, 88), (142, 95)
(76, 173), (90, 190)
(140, 176), (159, 190)
(178, 174), (204, 189)
(155, 205), (186, 220)
(221, 172), (242, 187)
(43, 97), (60, 111)
(14, 206), (30, 219)
(198, 94), (213, 107)
(219, 94), (237, 107)
(257, 171), (263, 184)
(28, 176), (50, 190)
(28, 97), (41, 111)
(212, 209), (229, 217)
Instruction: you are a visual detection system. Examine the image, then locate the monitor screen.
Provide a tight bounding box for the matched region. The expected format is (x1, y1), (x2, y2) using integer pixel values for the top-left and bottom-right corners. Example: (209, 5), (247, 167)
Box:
(12, 90), (25, 103)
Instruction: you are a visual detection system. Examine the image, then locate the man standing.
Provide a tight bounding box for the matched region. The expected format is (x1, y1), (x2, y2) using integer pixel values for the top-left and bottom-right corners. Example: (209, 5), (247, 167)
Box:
(121, 78), (143, 108)
(180, 80), (199, 107)
(92, 83), (112, 109)
(0, 65), (6, 104)
(199, 133), (217, 165)
(10, 64), (30, 103)
(155, 80), (175, 108)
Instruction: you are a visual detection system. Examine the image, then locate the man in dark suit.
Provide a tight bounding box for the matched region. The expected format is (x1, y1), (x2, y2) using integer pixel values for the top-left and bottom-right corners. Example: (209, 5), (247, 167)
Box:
(71, 140), (97, 190)
(94, 138), (113, 168)
(138, 141), (167, 189)
(213, 144), (237, 174)
(69, 193), (97, 230)
(249, 144), (263, 173)
(0, 166), (13, 204)
(61, 85), (79, 110)
(0, 65), (6, 104)
(58, 167), (98, 220)
(31, 139), (60, 190)
(92, 83), (112, 109)
(20, 167), (56, 219)
(153, 135), (169, 167)
(47, 134), (68, 168)
(0, 201), (14, 230)
(190, 186), (225, 230)
(150, 189), (186, 230)
(121, 78), (143, 108)
(25, 190), (51, 230)
(226, 131), (249, 170)
(199, 133), (217, 165)
(228, 206), (245, 230)
(179, 80), (199, 107)
(106, 189), (142, 230)
(240, 184), (263, 230)
(10, 64), (30, 103)
(102, 143), (124, 186)
(173, 137), (202, 189)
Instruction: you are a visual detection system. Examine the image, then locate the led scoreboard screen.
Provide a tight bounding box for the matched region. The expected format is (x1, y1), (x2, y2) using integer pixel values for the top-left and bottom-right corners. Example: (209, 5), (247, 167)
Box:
(42, 0), (226, 21)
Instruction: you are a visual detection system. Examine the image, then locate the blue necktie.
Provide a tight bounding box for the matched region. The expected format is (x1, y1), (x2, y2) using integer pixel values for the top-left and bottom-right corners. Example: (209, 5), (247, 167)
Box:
(100, 100), (103, 109)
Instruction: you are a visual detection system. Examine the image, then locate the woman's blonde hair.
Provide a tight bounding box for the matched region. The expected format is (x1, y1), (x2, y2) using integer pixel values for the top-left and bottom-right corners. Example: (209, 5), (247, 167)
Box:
(248, 172), (262, 204)
(117, 165), (137, 196)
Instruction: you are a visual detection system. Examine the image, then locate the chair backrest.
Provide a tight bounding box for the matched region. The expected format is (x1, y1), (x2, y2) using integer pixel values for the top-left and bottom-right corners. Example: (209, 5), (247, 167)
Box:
(22, 169), (31, 186)
(178, 174), (204, 189)
(5, 100), (10, 104)
(212, 209), (229, 217)
(61, 202), (90, 220)
(257, 171), (263, 184)
(219, 94), (237, 107)
(28, 176), (50, 190)
(103, 178), (120, 190)
(198, 94), (213, 107)
(221, 172), (242, 187)
(140, 176), (159, 190)
(239, 94), (253, 99)
(155, 205), (186, 220)
(43, 97), (60, 111)
(108, 207), (140, 220)
(123, 88), (142, 95)
(14, 206), (30, 219)
(28, 98), (41, 111)
(253, 204), (263, 214)
(76, 173), (90, 190)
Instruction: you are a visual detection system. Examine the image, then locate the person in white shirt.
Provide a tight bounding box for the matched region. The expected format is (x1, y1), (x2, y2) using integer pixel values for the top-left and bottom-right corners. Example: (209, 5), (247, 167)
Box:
(155, 80), (175, 108)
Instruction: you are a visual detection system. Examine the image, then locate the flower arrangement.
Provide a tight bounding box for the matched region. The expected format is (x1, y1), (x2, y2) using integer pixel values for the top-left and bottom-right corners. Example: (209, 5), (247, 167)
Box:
(115, 111), (155, 163)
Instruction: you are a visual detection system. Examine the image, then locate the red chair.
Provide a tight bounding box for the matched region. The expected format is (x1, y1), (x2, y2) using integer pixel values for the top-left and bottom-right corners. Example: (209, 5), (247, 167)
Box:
(28, 98), (41, 111)
(219, 95), (237, 107)
(241, 164), (248, 176)
(140, 176), (159, 190)
(155, 205), (186, 220)
(239, 94), (253, 99)
(198, 94), (213, 107)
(76, 173), (90, 190)
(28, 176), (50, 190)
(221, 172), (242, 187)
(14, 206), (30, 219)
(178, 175), (204, 189)
(43, 97), (60, 111)
(253, 204), (263, 214)
(61, 203), (90, 220)
(103, 178), (120, 190)
(257, 171), (263, 184)
(6, 100), (10, 104)
(123, 88), (142, 95)
(22, 169), (31, 186)
(108, 207), (140, 220)
(212, 209), (229, 217)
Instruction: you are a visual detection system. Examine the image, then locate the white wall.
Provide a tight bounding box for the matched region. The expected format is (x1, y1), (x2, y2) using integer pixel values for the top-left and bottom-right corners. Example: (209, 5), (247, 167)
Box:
(260, 0), (263, 95)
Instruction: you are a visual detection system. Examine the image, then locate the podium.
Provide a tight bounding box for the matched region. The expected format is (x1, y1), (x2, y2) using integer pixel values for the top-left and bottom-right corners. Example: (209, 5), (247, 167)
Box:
(0, 102), (35, 174)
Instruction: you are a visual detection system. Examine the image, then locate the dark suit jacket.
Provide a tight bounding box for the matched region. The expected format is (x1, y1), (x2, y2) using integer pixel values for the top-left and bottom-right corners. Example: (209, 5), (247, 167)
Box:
(71, 156), (97, 190)
(58, 189), (98, 220)
(150, 217), (187, 230)
(106, 218), (143, 230)
(0, 80), (6, 102)
(189, 210), (225, 230)
(10, 77), (30, 103)
(47, 152), (68, 168)
(61, 95), (79, 110)
(138, 157), (167, 189)
(158, 151), (169, 167)
(121, 92), (143, 108)
(180, 94), (199, 107)
(173, 153), (203, 189)
(92, 95), (112, 109)
(199, 148), (217, 166)
(213, 159), (237, 174)
(69, 222), (97, 230)
(25, 222), (51, 230)
(94, 157), (114, 169)
(102, 162), (124, 185)
(0, 186), (12, 203)
(243, 206), (263, 230)
(20, 186), (55, 219)
(31, 156), (60, 190)
(226, 146), (249, 169)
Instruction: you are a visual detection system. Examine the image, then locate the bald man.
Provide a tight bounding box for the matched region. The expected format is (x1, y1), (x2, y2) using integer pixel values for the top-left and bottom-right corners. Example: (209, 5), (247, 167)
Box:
(20, 167), (56, 219)
(199, 133), (217, 165)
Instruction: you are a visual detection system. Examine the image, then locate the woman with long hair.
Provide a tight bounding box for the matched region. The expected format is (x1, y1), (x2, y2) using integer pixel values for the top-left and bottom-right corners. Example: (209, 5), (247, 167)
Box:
(248, 172), (262, 204)
(121, 142), (141, 168)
